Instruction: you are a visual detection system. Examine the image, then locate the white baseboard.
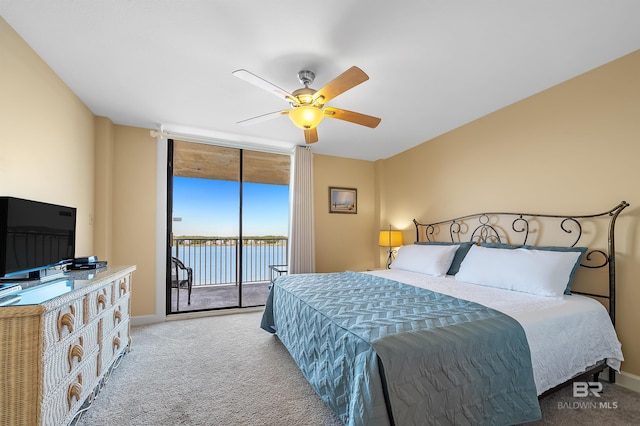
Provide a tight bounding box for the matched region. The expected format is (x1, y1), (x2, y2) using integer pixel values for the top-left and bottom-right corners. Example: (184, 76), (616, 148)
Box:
(131, 313), (165, 326)
(617, 370), (640, 393)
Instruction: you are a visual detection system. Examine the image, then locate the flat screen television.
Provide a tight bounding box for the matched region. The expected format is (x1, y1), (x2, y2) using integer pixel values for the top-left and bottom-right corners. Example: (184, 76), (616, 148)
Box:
(0, 197), (76, 279)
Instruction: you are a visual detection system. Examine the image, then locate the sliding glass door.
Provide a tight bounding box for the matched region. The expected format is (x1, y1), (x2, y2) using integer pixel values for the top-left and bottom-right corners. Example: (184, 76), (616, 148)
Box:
(167, 140), (289, 314)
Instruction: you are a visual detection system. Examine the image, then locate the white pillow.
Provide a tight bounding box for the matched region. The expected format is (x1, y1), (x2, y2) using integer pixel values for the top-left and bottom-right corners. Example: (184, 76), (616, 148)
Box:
(390, 244), (459, 277)
(454, 245), (583, 297)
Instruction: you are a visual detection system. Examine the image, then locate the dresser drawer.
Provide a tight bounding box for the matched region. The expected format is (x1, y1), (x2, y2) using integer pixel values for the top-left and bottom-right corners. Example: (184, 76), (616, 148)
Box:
(112, 275), (131, 304)
(103, 295), (130, 337)
(84, 285), (114, 324)
(99, 320), (130, 377)
(42, 300), (85, 350)
(42, 324), (99, 396)
(41, 351), (99, 426)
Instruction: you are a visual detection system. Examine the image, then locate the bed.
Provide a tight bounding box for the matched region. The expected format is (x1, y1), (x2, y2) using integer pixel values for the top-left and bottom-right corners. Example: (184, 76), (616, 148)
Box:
(260, 201), (628, 425)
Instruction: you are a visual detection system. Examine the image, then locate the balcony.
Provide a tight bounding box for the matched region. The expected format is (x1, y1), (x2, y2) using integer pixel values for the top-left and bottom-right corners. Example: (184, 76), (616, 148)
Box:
(171, 236), (287, 312)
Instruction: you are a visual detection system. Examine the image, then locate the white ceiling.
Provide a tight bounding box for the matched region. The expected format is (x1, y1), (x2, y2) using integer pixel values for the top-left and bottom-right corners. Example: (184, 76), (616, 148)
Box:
(2, 1), (639, 161)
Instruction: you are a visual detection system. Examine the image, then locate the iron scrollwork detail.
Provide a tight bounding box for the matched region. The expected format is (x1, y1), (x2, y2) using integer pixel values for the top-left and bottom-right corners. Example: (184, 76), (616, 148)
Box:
(582, 249), (609, 269)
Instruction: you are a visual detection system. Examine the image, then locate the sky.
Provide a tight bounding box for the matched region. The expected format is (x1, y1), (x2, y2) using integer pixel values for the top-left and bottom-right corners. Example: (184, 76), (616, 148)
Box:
(171, 177), (289, 237)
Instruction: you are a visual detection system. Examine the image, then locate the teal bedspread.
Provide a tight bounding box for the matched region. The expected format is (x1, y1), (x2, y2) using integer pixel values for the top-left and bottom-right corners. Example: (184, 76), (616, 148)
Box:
(261, 272), (541, 425)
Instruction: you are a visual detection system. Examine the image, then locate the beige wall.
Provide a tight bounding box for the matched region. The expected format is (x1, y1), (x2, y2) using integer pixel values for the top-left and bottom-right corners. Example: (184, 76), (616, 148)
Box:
(92, 121), (157, 319)
(378, 50), (640, 376)
(0, 16), (95, 256)
(313, 154), (378, 272)
(93, 121), (157, 317)
(94, 116), (115, 262)
(110, 125), (157, 316)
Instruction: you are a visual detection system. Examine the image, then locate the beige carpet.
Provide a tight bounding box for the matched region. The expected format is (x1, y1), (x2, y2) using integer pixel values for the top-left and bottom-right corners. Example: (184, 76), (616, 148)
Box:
(75, 311), (639, 425)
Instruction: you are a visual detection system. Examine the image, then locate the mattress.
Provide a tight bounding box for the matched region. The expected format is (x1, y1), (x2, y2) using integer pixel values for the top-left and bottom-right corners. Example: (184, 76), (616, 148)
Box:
(366, 268), (624, 394)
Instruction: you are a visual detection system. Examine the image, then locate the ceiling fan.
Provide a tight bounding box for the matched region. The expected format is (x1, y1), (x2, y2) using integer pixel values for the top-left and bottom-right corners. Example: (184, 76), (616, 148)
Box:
(232, 66), (381, 144)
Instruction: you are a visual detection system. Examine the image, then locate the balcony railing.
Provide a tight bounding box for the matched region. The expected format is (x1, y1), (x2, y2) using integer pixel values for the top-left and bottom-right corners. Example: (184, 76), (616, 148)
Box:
(172, 237), (288, 286)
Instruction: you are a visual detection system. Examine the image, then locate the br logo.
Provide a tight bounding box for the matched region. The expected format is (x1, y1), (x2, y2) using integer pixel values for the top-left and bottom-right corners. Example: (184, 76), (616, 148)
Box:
(573, 382), (603, 397)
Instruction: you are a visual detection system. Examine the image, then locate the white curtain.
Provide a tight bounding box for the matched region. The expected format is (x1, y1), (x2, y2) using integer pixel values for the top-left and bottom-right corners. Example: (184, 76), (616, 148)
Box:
(288, 146), (315, 274)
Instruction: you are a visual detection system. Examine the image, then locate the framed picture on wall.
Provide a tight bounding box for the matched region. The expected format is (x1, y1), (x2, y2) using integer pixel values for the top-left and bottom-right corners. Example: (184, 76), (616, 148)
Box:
(329, 187), (357, 214)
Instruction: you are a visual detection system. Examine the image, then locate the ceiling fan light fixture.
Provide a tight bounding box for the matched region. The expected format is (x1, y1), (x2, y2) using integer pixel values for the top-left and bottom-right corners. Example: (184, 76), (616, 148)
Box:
(297, 94), (313, 104)
(291, 87), (316, 105)
(234, 66), (381, 140)
(289, 105), (324, 129)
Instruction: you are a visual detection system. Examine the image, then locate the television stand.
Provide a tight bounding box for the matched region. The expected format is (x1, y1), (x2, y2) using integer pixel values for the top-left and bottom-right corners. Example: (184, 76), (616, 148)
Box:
(0, 265), (136, 426)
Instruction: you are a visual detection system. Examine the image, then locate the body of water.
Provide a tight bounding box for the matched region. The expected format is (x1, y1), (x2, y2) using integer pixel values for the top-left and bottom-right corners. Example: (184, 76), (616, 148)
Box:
(172, 241), (287, 286)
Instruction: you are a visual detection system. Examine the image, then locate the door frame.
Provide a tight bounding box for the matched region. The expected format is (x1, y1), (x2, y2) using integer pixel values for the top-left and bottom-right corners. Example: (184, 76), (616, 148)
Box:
(166, 140), (254, 315)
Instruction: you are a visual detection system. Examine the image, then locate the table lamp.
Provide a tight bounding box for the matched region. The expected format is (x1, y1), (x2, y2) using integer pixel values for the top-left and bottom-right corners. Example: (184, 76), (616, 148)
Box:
(379, 227), (403, 269)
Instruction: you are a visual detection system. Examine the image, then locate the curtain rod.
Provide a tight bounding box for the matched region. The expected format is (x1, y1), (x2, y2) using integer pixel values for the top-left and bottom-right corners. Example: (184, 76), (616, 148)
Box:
(149, 129), (297, 156)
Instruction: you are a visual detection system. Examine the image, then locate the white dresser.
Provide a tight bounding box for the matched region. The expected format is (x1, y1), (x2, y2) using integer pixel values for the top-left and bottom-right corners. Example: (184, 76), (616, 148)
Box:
(0, 265), (136, 426)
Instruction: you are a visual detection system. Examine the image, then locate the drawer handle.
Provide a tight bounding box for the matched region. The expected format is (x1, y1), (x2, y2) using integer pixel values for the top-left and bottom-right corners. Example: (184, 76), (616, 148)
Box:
(57, 306), (76, 339)
(119, 279), (127, 296)
(67, 374), (83, 409)
(114, 308), (122, 324)
(96, 292), (107, 310)
(113, 336), (121, 351)
(67, 338), (84, 372)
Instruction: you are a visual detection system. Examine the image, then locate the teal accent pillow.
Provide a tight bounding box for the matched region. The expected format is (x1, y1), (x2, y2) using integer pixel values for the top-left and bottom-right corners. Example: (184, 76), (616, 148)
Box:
(481, 242), (587, 294)
(415, 241), (475, 275)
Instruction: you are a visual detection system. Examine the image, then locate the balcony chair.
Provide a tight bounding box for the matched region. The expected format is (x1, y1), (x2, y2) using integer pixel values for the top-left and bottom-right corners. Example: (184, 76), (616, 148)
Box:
(269, 264), (288, 286)
(171, 257), (193, 305)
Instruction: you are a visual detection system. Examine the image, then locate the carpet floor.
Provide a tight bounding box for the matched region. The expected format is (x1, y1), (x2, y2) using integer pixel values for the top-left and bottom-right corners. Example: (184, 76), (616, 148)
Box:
(75, 311), (639, 425)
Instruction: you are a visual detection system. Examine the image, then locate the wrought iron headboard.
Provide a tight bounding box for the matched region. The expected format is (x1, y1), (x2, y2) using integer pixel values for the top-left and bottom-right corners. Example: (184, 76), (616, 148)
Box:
(413, 201), (629, 326)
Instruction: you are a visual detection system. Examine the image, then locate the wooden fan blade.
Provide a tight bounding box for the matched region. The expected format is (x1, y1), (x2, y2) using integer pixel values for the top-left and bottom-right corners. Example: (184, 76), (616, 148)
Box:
(304, 128), (318, 144)
(323, 107), (381, 128)
(312, 66), (369, 105)
(237, 110), (289, 126)
(232, 69), (298, 104)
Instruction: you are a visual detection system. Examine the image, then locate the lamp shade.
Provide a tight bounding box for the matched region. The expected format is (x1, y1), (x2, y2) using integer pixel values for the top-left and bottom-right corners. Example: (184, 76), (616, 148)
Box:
(379, 230), (403, 247)
(289, 105), (324, 129)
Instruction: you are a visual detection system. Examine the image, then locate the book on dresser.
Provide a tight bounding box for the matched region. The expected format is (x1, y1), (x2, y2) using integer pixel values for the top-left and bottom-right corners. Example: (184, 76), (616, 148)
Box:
(0, 265), (136, 426)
